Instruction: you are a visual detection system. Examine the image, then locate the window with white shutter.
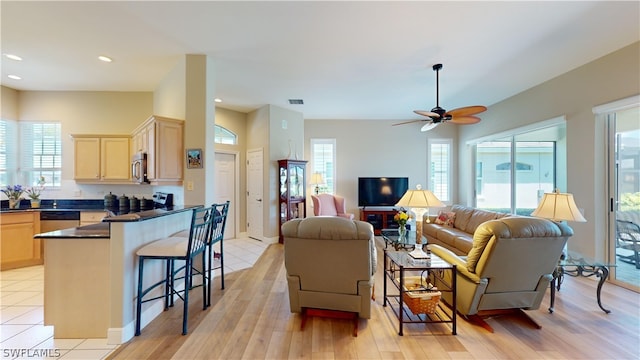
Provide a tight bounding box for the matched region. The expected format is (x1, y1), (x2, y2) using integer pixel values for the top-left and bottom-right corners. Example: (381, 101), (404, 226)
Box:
(0, 119), (18, 186)
(428, 139), (451, 202)
(310, 139), (336, 194)
(20, 122), (62, 187)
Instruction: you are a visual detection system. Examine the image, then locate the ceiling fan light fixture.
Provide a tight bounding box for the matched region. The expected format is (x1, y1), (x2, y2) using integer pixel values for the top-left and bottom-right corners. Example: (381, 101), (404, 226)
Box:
(421, 122), (439, 132)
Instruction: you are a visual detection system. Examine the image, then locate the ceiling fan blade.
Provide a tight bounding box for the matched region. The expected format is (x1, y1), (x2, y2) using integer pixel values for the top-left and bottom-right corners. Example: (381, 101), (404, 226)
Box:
(421, 122), (439, 132)
(392, 119), (424, 126)
(413, 110), (441, 118)
(448, 115), (481, 125)
(447, 105), (487, 117)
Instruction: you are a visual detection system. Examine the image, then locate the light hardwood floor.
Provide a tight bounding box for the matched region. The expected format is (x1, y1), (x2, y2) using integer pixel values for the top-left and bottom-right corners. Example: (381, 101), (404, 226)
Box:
(109, 238), (640, 360)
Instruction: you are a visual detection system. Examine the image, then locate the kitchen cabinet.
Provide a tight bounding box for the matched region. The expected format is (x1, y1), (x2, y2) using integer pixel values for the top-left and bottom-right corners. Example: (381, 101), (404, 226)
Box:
(0, 212), (42, 270)
(132, 115), (184, 185)
(72, 135), (131, 183)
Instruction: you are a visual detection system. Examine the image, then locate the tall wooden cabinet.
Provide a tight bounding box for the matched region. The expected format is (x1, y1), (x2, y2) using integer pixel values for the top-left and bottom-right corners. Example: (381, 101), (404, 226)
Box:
(71, 135), (131, 183)
(132, 115), (184, 185)
(278, 159), (307, 243)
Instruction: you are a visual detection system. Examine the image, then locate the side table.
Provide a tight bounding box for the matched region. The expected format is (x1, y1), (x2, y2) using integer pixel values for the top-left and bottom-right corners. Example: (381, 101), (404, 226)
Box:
(383, 250), (457, 335)
(549, 252), (614, 314)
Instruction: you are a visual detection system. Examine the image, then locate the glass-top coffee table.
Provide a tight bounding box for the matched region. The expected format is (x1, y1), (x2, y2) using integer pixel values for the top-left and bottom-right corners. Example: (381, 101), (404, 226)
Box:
(380, 228), (426, 251)
(550, 251), (616, 314)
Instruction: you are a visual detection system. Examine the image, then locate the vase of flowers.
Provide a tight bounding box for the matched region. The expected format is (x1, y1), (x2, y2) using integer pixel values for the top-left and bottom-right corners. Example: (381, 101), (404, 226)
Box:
(26, 176), (46, 208)
(394, 209), (410, 240)
(2, 185), (25, 209)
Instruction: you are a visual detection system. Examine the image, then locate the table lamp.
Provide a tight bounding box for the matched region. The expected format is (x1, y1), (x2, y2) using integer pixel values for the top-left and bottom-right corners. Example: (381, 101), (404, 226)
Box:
(395, 184), (445, 259)
(531, 188), (586, 223)
(310, 172), (325, 195)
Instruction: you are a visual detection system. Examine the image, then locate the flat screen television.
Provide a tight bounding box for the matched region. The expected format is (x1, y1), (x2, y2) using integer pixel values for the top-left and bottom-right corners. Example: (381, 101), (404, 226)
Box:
(358, 177), (409, 207)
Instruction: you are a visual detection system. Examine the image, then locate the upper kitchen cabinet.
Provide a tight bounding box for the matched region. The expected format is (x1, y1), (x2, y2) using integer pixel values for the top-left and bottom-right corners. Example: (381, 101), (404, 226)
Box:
(132, 115), (184, 185)
(71, 135), (131, 183)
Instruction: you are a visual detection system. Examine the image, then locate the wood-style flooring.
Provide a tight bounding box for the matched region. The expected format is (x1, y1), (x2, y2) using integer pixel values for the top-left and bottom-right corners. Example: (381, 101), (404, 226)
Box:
(108, 238), (640, 360)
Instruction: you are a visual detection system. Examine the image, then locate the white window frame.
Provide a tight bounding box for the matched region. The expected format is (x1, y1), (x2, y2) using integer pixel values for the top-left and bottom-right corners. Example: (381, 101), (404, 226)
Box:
(427, 138), (452, 203)
(310, 138), (336, 195)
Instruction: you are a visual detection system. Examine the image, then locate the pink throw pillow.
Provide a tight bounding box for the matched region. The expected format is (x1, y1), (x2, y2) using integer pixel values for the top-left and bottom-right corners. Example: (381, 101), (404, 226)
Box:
(434, 211), (456, 227)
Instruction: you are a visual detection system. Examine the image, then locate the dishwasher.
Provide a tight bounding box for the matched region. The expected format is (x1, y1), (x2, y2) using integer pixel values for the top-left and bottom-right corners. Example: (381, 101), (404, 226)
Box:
(40, 211), (81, 232)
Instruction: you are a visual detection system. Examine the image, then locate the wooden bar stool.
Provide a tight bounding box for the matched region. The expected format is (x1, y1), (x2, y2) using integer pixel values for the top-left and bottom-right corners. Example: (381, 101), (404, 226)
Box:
(135, 206), (215, 336)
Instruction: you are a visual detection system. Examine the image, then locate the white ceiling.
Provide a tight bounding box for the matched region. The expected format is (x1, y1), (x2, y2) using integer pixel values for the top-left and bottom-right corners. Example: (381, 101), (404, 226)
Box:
(1, 1), (638, 120)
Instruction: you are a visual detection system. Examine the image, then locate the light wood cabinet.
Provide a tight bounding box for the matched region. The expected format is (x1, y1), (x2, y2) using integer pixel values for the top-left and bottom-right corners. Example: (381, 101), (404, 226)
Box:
(0, 212), (42, 270)
(132, 115), (184, 185)
(72, 135), (131, 183)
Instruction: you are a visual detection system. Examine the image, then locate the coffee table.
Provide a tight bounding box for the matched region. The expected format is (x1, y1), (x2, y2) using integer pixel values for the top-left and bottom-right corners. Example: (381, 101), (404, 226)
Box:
(549, 251), (615, 314)
(383, 250), (457, 335)
(380, 228), (426, 251)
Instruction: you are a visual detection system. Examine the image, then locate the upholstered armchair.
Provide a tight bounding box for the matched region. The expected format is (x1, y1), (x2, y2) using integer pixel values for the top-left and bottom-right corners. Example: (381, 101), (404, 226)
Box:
(429, 216), (573, 332)
(311, 193), (354, 220)
(282, 217), (377, 319)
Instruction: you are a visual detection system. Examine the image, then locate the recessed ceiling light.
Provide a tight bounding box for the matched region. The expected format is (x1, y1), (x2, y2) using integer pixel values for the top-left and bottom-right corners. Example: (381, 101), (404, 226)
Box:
(214, 98), (222, 103)
(98, 55), (113, 62)
(5, 54), (22, 61)
(8, 75), (22, 80)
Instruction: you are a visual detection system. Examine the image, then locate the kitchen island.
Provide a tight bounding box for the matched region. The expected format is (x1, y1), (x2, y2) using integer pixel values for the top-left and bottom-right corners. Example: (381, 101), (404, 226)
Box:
(35, 205), (200, 344)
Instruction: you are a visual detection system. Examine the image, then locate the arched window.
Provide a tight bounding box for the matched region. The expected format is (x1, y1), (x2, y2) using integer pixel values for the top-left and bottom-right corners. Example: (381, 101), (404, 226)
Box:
(215, 125), (237, 145)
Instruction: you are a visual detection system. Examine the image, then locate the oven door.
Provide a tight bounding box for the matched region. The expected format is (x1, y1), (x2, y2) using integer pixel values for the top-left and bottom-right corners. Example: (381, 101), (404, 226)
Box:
(132, 152), (148, 184)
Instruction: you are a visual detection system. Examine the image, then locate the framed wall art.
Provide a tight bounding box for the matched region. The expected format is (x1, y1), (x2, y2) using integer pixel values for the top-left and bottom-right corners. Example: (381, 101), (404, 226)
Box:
(186, 148), (203, 169)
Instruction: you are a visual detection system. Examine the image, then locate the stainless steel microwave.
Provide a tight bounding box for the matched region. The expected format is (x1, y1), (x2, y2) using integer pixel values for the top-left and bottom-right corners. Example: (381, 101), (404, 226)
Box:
(132, 152), (149, 184)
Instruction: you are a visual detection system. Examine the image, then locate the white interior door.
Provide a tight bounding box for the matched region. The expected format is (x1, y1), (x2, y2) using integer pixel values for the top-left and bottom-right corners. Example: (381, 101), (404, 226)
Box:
(247, 148), (264, 240)
(214, 152), (236, 239)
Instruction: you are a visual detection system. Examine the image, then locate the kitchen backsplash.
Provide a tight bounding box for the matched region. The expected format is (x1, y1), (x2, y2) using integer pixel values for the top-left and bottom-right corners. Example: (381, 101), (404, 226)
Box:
(29, 180), (184, 205)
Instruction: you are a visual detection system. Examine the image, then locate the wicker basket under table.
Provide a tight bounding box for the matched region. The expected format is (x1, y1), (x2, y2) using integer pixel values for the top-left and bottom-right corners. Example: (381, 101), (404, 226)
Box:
(399, 276), (442, 315)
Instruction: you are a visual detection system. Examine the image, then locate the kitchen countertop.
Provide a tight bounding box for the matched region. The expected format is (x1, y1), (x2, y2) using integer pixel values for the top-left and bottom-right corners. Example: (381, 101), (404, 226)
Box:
(35, 222), (111, 239)
(34, 205), (201, 238)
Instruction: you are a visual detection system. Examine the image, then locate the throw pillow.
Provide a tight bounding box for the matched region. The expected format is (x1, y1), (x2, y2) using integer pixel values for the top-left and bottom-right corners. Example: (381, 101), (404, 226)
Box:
(434, 211), (456, 227)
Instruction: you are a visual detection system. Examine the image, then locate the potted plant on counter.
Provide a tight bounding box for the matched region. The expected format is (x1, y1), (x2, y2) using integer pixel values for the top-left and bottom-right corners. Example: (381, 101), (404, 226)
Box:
(26, 176), (46, 208)
(2, 185), (25, 209)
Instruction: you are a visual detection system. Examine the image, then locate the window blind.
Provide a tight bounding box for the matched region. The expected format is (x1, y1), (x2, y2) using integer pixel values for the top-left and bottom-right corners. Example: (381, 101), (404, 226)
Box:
(20, 122), (62, 187)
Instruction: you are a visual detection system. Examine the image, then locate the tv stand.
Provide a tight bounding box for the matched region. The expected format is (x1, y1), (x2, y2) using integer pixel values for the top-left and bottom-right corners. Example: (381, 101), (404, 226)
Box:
(360, 208), (399, 235)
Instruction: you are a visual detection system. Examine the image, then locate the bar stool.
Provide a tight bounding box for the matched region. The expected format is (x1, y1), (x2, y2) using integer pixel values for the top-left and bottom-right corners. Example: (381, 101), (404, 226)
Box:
(205, 201), (230, 307)
(135, 206), (215, 336)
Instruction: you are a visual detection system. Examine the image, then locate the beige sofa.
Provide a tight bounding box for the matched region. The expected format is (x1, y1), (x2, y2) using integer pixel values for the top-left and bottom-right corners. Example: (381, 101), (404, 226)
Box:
(429, 216), (573, 332)
(423, 205), (509, 255)
(282, 217), (377, 319)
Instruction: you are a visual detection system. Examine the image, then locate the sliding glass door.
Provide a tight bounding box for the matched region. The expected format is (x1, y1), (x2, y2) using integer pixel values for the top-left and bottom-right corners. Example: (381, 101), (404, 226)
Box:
(474, 124), (564, 215)
(609, 106), (640, 290)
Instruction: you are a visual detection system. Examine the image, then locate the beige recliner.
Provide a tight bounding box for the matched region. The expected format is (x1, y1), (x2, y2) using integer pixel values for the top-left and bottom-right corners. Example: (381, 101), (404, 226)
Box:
(282, 217), (376, 319)
(430, 216), (573, 332)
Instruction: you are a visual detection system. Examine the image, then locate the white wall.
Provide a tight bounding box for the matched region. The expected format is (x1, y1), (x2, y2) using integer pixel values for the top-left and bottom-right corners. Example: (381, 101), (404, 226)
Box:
(15, 91), (154, 200)
(458, 41), (640, 259)
(304, 118), (458, 218)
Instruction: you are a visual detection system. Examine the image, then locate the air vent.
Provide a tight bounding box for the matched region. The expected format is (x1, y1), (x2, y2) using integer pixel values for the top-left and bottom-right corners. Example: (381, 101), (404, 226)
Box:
(288, 99), (304, 105)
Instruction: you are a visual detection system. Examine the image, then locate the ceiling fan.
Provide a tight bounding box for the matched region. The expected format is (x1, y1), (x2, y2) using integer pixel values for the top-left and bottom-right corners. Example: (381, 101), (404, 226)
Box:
(394, 63), (487, 132)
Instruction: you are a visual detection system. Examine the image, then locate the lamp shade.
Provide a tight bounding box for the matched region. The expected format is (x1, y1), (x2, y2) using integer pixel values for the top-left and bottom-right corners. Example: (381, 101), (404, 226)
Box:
(395, 184), (445, 209)
(310, 172), (324, 185)
(531, 189), (586, 222)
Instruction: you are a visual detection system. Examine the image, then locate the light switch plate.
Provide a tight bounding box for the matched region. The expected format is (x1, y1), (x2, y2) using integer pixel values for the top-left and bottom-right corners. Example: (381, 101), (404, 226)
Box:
(187, 181), (194, 191)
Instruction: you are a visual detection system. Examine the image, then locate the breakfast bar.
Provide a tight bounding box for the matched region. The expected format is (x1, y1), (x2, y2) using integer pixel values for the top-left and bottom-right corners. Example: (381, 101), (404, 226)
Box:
(35, 206), (199, 344)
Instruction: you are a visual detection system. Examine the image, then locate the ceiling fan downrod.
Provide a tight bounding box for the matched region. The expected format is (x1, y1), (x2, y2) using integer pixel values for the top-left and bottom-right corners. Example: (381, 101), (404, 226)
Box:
(431, 63), (447, 119)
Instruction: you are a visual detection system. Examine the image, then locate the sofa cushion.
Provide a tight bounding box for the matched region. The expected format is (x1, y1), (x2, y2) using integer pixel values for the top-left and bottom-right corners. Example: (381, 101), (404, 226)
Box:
(451, 205), (474, 231)
(466, 226), (494, 273)
(464, 209), (506, 234)
(435, 211), (456, 227)
(434, 227), (471, 249)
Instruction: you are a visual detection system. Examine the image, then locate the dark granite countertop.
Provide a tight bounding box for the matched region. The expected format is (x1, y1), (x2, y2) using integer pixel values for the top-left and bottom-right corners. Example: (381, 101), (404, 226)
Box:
(102, 205), (200, 222)
(34, 205), (202, 238)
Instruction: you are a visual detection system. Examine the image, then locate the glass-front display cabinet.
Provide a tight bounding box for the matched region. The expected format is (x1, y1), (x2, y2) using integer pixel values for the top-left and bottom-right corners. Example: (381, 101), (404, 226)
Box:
(278, 159), (308, 243)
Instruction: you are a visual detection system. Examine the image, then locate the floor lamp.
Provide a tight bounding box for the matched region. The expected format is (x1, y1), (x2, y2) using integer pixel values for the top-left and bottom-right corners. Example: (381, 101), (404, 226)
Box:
(395, 185), (445, 259)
